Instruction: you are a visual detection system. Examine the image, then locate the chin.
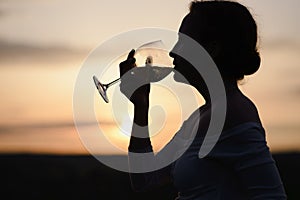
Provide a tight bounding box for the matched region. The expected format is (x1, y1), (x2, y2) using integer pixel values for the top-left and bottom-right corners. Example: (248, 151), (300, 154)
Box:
(173, 71), (189, 84)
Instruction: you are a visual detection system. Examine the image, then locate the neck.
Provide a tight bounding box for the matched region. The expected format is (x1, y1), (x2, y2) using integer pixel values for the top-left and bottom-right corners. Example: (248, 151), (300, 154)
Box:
(196, 77), (239, 105)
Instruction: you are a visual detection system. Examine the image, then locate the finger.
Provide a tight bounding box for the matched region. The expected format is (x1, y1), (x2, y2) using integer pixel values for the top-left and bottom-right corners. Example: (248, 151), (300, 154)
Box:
(128, 57), (136, 65)
(119, 49), (136, 77)
(119, 59), (135, 77)
(127, 49), (135, 60)
(119, 61), (129, 77)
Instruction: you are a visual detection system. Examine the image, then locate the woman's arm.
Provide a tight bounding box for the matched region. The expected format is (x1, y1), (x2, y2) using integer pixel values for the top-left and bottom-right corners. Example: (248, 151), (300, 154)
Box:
(213, 124), (287, 199)
(127, 105), (173, 192)
(234, 153), (287, 199)
(119, 50), (173, 192)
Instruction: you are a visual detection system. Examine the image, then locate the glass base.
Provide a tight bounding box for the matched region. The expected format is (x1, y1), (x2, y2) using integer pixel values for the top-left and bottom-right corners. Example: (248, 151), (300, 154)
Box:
(93, 76), (109, 103)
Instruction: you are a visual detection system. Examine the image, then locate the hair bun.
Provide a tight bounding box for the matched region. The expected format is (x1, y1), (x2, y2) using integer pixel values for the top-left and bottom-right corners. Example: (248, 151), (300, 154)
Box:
(242, 50), (261, 76)
(218, 49), (261, 79)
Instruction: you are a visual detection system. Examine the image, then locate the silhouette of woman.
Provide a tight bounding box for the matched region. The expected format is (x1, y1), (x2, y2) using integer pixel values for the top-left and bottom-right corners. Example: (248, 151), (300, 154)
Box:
(119, 1), (287, 199)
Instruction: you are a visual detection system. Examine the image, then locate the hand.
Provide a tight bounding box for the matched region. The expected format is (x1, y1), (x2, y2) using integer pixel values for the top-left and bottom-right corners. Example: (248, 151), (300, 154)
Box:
(119, 49), (150, 108)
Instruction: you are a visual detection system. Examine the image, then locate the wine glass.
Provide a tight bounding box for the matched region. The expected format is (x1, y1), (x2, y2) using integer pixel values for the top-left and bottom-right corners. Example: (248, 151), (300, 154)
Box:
(93, 40), (173, 103)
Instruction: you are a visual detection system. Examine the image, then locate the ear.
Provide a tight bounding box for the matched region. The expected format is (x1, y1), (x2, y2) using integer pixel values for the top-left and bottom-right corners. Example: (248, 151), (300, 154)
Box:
(206, 40), (221, 59)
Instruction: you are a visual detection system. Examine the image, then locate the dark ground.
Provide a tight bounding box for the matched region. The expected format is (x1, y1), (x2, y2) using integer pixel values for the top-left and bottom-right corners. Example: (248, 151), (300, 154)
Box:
(0, 153), (299, 200)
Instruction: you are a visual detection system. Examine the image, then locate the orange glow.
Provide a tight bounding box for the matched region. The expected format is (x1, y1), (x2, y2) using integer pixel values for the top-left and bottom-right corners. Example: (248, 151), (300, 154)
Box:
(0, 1), (299, 155)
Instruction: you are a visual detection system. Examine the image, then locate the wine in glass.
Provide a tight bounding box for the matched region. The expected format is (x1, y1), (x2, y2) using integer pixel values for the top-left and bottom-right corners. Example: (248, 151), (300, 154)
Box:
(93, 40), (173, 103)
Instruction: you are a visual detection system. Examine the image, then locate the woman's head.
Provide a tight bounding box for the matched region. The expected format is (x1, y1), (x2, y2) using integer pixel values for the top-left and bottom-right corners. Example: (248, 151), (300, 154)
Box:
(174, 0), (261, 81)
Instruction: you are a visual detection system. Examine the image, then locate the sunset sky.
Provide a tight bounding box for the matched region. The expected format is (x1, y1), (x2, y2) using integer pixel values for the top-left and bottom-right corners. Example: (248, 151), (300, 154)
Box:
(0, 0), (299, 155)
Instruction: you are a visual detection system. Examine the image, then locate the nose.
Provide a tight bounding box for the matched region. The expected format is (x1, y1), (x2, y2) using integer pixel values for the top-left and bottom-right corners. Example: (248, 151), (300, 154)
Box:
(169, 43), (178, 58)
(169, 41), (183, 58)
(169, 51), (176, 58)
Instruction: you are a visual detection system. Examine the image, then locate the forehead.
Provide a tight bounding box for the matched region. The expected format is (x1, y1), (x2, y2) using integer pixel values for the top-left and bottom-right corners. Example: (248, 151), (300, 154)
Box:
(179, 14), (193, 35)
(178, 12), (210, 45)
(179, 13), (205, 40)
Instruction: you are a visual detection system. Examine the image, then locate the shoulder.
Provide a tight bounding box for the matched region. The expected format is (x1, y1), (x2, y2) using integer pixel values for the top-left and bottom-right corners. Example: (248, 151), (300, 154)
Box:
(223, 89), (261, 132)
(210, 122), (271, 164)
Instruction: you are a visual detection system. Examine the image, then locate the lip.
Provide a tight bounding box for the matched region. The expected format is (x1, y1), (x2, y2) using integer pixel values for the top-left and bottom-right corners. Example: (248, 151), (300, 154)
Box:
(172, 62), (179, 69)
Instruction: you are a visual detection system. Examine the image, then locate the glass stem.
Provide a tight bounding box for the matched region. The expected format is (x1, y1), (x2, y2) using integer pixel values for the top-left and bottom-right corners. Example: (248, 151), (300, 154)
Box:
(106, 78), (121, 88)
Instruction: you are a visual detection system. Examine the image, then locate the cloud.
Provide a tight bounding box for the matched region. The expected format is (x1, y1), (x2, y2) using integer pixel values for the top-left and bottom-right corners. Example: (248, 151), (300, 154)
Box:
(261, 38), (300, 51)
(0, 120), (114, 134)
(0, 9), (4, 17)
(0, 40), (89, 66)
(291, 86), (300, 97)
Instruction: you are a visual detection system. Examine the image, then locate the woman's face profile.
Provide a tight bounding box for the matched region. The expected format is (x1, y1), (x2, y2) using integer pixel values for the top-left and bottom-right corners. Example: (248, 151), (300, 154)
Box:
(170, 14), (207, 88)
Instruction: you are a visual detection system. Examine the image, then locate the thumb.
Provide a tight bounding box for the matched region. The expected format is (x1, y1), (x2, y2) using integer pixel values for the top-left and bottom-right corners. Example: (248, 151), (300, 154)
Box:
(127, 49), (135, 60)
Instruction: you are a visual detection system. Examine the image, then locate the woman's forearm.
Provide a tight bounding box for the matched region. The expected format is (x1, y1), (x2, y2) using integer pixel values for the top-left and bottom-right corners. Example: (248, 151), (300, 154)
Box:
(128, 104), (173, 192)
(128, 105), (152, 152)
